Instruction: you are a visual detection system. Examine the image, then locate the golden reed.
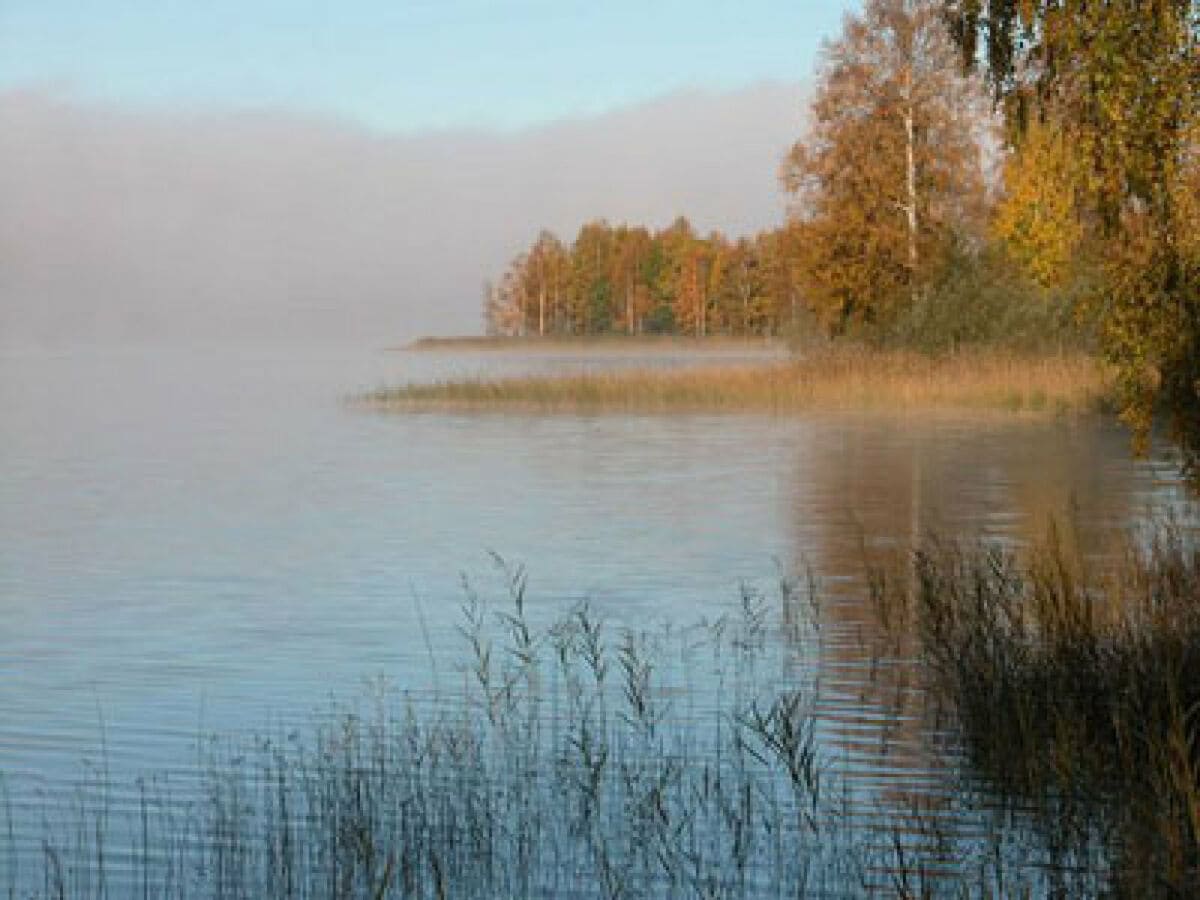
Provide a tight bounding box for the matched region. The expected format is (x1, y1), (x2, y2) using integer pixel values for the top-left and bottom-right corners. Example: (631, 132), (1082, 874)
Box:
(366, 348), (1110, 415)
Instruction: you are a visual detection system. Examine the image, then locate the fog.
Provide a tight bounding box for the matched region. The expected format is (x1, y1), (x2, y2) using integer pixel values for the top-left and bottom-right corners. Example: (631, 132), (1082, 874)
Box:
(0, 82), (807, 347)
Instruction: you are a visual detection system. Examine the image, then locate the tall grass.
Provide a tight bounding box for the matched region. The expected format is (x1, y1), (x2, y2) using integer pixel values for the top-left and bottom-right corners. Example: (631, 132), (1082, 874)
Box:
(9, 569), (871, 899)
(362, 348), (1110, 414)
(902, 521), (1200, 895)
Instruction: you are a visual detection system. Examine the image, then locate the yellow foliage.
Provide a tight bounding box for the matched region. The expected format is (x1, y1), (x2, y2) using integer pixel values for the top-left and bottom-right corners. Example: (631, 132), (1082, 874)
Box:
(992, 120), (1084, 288)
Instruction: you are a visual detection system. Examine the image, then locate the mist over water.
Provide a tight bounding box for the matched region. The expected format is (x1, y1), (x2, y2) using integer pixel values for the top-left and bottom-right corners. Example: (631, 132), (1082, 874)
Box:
(0, 83), (806, 347)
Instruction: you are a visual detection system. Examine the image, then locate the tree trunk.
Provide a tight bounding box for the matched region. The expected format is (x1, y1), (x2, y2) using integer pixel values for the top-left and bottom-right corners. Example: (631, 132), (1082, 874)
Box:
(903, 72), (919, 304)
(553, 262), (560, 335)
(536, 255), (545, 337)
(627, 275), (634, 336)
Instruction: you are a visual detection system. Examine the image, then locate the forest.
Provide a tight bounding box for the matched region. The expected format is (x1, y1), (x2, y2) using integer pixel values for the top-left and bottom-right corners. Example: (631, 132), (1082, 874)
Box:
(483, 220), (807, 340)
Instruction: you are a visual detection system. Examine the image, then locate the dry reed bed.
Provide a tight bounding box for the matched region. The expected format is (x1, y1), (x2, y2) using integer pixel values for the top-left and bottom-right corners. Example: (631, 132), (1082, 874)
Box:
(900, 524), (1200, 894)
(364, 350), (1111, 414)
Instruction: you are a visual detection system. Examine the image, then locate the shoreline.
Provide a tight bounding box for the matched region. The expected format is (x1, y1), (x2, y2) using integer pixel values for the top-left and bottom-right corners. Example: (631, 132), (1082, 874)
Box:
(396, 334), (790, 353)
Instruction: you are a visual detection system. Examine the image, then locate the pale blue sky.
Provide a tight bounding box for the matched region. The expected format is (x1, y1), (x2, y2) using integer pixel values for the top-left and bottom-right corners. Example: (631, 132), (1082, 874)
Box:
(0, 1), (855, 132)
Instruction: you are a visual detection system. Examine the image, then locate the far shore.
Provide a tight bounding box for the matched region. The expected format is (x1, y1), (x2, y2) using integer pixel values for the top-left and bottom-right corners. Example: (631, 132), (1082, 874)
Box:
(363, 346), (1112, 416)
(398, 334), (789, 353)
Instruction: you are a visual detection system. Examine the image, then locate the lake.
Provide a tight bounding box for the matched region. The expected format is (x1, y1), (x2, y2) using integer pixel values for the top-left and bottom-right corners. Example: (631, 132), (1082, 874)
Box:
(0, 342), (1189, 895)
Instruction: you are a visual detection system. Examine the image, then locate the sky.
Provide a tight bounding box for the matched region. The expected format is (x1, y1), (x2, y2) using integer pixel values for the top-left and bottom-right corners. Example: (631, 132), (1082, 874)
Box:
(0, 1), (853, 131)
(0, 2), (858, 344)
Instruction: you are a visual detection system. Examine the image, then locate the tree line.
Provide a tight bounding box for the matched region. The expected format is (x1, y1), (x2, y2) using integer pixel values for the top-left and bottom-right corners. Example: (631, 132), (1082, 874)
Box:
(483, 219), (806, 338)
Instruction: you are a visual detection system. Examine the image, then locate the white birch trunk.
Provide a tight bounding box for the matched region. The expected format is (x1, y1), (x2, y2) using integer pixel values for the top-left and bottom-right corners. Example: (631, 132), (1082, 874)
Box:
(904, 105), (918, 290)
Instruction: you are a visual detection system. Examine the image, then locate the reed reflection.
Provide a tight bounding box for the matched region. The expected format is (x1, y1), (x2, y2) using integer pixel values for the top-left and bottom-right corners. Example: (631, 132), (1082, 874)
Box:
(781, 415), (1165, 882)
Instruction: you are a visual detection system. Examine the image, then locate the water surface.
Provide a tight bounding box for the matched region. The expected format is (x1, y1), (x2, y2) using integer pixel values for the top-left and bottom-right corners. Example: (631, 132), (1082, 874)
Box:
(0, 342), (1187, 891)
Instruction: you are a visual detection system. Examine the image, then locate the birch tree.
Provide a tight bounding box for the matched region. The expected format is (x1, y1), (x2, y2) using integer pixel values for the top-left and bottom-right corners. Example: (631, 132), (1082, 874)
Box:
(782, 0), (988, 334)
(525, 230), (566, 337)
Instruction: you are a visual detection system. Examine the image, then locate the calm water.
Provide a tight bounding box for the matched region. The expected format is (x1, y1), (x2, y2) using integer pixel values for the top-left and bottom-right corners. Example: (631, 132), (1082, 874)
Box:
(0, 342), (1189, 890)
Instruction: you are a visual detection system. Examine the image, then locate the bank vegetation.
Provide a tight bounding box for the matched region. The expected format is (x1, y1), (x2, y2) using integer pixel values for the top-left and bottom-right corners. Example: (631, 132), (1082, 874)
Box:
(364, 346), (1110, 415)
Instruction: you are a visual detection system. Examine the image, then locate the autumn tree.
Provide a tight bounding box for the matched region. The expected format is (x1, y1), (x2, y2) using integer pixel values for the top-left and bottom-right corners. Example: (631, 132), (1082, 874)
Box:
(947, 1), (1200, 479)
(782, 0), (988, 334)
(570, 221), (615, 334)
(992, 117), (1085, 288)
(611, 225), (653, 335)
(523, 230), (566, 337)
(482, 280), (507, 336)
(482, 267), (524, 337)
(755, 229), (803, 332)
(654, 217), (704, 336)
(726, 239), (765, 334)
(637, 236), (674, 333)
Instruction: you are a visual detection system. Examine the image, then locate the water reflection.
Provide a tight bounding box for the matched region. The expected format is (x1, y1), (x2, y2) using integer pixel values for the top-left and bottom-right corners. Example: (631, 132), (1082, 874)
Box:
(783, 413), (1184, 888)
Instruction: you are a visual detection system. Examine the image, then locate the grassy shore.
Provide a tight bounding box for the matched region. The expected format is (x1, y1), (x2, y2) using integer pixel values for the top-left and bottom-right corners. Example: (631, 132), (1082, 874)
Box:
(365, 347), (1112, 414)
